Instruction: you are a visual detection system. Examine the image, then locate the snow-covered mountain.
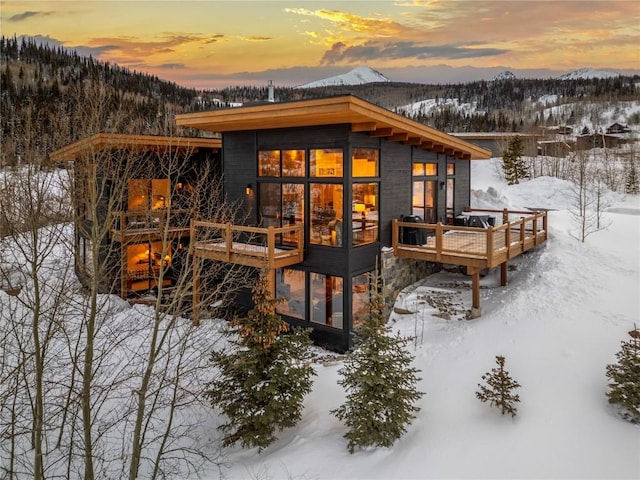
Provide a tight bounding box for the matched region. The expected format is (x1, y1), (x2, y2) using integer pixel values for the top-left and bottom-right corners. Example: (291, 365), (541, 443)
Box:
(558, 68), (620, 80)
(297, 66), (391, 88)
(493, 70), (516, 81)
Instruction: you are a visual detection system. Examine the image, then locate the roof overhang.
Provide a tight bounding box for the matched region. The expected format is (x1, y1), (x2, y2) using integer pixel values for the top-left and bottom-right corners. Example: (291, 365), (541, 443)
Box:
(50, 133), (221, 162)
(175, 95), (491, 160)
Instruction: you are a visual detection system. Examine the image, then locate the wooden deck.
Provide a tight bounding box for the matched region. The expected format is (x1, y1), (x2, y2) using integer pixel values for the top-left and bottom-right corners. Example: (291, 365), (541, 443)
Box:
(190, 220), (304, 324)
(110, 209), (192, 242)
(392, 209), (548, 312)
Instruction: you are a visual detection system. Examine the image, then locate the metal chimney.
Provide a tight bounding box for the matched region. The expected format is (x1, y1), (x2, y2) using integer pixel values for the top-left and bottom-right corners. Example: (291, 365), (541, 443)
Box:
(268, 80), (275, 102)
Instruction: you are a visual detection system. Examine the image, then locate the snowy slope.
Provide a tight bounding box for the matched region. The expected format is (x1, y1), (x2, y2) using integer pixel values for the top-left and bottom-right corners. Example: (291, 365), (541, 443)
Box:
(214, 159), (640, 480)
(297, 66), (391, 88)
(558, 68), (620, 80)
(493, 70), (516, 81)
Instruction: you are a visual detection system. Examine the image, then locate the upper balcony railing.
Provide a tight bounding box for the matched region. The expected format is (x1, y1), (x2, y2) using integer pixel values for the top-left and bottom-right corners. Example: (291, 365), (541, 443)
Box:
(190, 220), (304, 270)
(392, 208), (548, 269)
(110, 208), (193, 242)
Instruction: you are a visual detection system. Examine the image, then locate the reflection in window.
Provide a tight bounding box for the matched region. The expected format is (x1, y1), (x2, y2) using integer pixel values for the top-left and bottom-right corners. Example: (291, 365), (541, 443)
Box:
(310, 148), (343, 177)
(447, 162), (455, 175)
(282, 150), (305, 177)
(311, 183), (343, 246)
(258, 150), (281, 177)
(126, 241), (172, 292)
(446, 178), (455, 224)
(412, 180), (437, 223)
(259, 183), (281, 228)
(352, 183), (378, 246)
(352, 148), (378, 177)
(128, 179), (169, 210)
(276, 268), (305, 320)
(311, 273), (343, 329)
(412, 162), (437, 177)
(352, 272), (374, 329)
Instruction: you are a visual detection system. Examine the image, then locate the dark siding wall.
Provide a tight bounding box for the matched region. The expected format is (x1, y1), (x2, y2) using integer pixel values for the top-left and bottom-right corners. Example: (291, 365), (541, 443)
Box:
(222, 131), (257, 223)
(379, 140), (412, 246)
(452, 157), (471, 215)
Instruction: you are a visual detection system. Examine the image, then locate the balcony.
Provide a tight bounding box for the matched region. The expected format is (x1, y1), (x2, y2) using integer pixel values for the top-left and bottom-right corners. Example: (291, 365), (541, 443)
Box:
(110, 209), (193, 243)
(392, 209), (548, 313)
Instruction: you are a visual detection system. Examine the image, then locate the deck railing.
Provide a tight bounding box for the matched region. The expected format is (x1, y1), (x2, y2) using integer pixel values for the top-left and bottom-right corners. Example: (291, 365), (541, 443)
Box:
(110, 208), (193, 241)
(190, 220), (304, 269)
(392, 208), (547, 269)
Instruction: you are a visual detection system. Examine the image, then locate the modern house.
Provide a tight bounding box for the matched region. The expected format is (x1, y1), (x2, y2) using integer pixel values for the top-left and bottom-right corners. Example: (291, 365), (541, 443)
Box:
(53, 95), (548, 352)
(50, 133), (222, 296)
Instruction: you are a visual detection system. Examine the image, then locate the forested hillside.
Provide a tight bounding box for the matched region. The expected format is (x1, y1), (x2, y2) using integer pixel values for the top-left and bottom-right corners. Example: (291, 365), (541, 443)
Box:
(1, 35), (638, 166)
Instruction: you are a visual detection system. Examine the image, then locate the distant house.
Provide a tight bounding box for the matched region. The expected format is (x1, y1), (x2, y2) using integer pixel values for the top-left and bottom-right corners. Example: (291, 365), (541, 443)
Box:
(450, 132), (541, 157)
(576, 133), (628, 150)
(606, 122), (631, 134)
(542, 126), (573, 135)
(538, 140), (572, 157)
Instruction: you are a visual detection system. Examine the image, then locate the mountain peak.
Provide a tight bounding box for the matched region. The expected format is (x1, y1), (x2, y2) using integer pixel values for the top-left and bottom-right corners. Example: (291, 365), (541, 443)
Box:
(297, 67), (391, 88)
(558, 68), (619, 80)
(493, 70), (516, 81)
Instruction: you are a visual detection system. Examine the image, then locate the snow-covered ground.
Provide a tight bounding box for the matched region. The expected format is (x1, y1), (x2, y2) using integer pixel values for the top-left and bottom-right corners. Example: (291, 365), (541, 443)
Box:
(214, 159), (640, 479)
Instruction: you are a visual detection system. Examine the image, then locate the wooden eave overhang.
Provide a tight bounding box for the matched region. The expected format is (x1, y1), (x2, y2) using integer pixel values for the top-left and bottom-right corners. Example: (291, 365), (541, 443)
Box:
(50, 133), (221, 162)
(175, 95), (491, 160)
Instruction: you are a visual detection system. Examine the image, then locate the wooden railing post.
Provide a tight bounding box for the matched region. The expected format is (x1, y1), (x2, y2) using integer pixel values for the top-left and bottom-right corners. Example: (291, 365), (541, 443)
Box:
(520, 218), (525, 253)
(435, 222), (443, 261)
(502, 208), (509, 225)
(225, 223), (232, 261)
(533, 213), (539, 245)
(543, 211), (548, 240)
(486, 226), (494, 264)
(505, 223), (511, 258)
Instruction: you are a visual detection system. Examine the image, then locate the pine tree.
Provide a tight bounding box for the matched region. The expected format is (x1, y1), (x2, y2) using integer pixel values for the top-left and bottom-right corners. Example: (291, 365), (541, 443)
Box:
(476, 355), (521, 418)
(502, 136), (527, 185)
(606, 327), (640, 424)
(332, 272), (424, 454)
(207, 271), (315, 451)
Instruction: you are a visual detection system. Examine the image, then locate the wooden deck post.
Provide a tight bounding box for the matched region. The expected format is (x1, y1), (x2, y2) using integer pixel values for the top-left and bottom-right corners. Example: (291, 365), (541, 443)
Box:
(502, 208), (509, 225)
(435, 222), (443, 261)
(392, 218), (398, 251)
(468, 267), (482, 318)
(500, 262), (508, 286)
(267, 226), (276, 299)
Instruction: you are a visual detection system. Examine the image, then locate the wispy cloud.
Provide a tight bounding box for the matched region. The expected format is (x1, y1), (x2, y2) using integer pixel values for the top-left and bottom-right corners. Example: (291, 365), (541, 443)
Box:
(8, 11), (54, 22)
(321, 40), (508, 64)
(285, 7), (409, 37)
(85, 34), (224, 58)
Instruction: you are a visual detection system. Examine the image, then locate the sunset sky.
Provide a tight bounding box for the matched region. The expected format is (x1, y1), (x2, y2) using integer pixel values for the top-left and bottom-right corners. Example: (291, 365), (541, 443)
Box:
(2, 0), (639, 89)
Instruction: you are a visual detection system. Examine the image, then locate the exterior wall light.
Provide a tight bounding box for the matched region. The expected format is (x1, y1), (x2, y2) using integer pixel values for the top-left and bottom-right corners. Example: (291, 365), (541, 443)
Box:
(245, 184), (253, 196)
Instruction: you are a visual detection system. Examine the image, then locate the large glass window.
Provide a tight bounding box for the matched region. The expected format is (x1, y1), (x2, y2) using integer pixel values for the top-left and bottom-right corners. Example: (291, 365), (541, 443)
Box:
(352, 148), (378, 177)
(259, 183), (281, 227)
(282, 150), (305, 177)
(276, 268), (305, 320)
(128, 179), (169, 210)
(310, 148), (343, 178)
(258, 150), (280, 177)
(259, 149), (306, 177)
(126, 241), (172, 292)
(310, 273), (343, 328)
(352, 272), (374, 329)
(352, 183), (378, 246)
(412, 162), (437, 177)
(310, 183), (343, 246)
(446, 178), (455, 224)
(412, 180), (437, 223)
(259, 183), (304, 244)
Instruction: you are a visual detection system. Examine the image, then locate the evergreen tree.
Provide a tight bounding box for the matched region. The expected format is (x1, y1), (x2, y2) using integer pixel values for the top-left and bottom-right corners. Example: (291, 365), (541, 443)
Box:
(476, 355), (521, 418)
(624, 157), (639, 195)
(502, 135), (527, 185)
(606, 327), (640, 424)
(332, 272), (424, 454)
(207, 271), (315, 451)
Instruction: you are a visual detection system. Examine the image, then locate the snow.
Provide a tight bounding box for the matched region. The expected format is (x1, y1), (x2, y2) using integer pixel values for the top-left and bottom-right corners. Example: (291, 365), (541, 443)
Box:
(558, 68), (621, 80)
(297, 66), (391, 88)
(493, 70), (516, 81)
(213, 159), (640, 479)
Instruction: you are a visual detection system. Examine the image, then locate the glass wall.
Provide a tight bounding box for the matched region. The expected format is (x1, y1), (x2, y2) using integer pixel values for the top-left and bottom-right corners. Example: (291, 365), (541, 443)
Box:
(352, 183), (378, 246)
(352, 148), (378, 177)
(310, 272), (343, 328)
(412, 162), (438, 223)
(128, 179), (169, 210)
(310, 183), (343, 246)
(446, 162), (455, 223)
(310, 148), (343, 177)
(276, 268), (306, 320)
(352, 271), (374, 329)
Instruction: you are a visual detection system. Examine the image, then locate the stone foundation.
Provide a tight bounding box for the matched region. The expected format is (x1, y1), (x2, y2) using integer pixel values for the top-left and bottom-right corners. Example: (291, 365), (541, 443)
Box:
(380, 248), (440, 309)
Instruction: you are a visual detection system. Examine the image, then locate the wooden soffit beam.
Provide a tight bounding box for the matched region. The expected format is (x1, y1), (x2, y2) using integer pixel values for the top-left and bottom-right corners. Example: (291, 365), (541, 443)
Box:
(389, 132), (409, 142)
(444, 148), (455, 157)
(351, 122), (377, 133)
(432, 144), (445, 153)
(404, 137), (423, 146)
(369, 127), (394, 138)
